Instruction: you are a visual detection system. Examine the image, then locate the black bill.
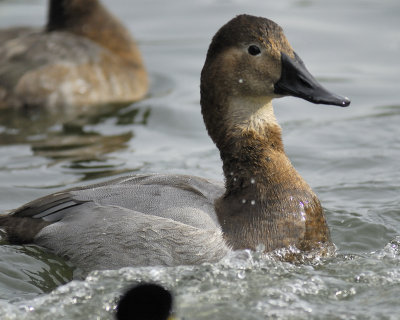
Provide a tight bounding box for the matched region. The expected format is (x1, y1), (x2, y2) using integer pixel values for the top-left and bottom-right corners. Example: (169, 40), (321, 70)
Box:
(274, 52), (350, 107)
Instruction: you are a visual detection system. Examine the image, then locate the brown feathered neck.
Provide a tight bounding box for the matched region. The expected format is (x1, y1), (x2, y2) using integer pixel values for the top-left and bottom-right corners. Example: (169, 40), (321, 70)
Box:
(200, 89), (287, 193)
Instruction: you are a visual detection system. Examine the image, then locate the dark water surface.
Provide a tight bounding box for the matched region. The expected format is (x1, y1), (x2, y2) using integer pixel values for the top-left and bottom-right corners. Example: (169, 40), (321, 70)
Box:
(0, 0), (399, 319)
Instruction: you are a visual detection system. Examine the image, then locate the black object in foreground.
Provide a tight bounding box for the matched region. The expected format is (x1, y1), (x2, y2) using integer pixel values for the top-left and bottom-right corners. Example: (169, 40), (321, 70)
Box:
(116, 283), (173, 320)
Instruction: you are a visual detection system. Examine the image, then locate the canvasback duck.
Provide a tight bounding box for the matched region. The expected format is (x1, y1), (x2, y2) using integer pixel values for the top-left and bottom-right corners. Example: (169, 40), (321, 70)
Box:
(0, 0), (148, 109)
(0, 15), (350, 273)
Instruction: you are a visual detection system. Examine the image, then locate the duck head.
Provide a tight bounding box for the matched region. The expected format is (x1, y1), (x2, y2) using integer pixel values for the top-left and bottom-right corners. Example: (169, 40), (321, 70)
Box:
(201, 14), (350, 145)
(201, 14), (350, 105)
(202, 15), (350, 107)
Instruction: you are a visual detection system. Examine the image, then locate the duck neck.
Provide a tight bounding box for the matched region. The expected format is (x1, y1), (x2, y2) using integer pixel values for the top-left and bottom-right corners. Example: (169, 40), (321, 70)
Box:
(217, 98), (299, 198)
(218, 98), (285, 188)
(46, 0), (142, 64)
(202, 96), (328, 251)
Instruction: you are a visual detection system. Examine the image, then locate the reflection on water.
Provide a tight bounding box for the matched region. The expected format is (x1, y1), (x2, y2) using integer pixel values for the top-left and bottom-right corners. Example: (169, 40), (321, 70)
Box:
(0, 243), (74, 301)
(0, 102), (152, 182)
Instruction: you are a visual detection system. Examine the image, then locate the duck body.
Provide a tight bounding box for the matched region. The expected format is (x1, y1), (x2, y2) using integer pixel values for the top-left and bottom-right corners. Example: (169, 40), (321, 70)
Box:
(0, 15), (350, 272)
(2, 174), (229, 272)
(0, 0), (148, 109)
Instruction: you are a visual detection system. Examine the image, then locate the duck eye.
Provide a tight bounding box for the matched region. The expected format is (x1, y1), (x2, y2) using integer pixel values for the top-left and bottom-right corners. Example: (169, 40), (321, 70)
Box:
(248, 45), (261, 56)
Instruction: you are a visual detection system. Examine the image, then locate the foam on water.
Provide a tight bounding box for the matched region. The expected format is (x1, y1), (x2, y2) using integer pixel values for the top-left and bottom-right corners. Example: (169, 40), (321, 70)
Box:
(0, 239), (399, 319)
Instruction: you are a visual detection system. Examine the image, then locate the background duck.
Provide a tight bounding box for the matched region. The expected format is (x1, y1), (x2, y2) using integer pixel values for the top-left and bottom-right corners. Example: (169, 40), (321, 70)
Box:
(0, 0), (148, 109)
(0, 15), (349, 273)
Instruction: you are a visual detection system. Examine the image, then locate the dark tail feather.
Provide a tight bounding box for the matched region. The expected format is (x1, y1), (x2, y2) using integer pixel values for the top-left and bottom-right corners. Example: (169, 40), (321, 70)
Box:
(0, 215), (50, 244)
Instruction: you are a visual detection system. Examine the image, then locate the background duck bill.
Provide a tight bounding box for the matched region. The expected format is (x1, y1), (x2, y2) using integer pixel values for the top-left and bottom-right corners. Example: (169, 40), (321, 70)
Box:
(274, 52), (350, 107)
